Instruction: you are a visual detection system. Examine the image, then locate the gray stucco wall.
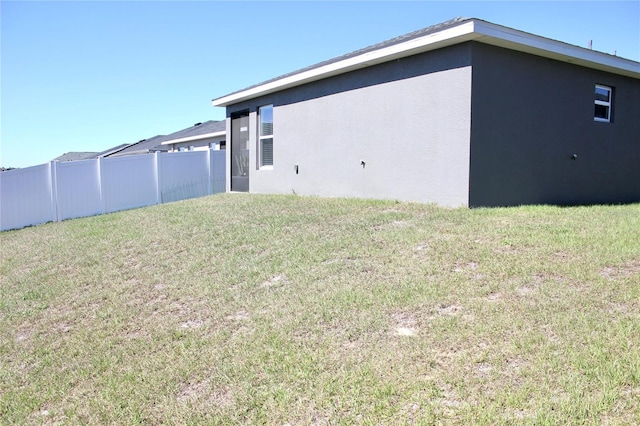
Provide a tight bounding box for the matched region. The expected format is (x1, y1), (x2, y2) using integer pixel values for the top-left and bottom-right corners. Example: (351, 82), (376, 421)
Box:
(469, 43), (640, 207)
(226, 44), (473, 207)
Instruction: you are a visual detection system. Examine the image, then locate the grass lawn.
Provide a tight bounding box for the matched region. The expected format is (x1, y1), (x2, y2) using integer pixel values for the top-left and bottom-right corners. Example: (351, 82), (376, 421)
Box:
(1, 194), (639, 425)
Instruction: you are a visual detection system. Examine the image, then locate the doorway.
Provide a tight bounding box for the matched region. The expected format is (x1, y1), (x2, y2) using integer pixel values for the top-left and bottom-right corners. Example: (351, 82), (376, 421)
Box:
(231, 112), (250, 192)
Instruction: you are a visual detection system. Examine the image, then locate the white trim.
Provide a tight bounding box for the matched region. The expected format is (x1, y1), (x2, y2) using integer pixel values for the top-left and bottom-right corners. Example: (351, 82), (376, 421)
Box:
(160, 131), (226, 146)
(212, 19), (640, 107)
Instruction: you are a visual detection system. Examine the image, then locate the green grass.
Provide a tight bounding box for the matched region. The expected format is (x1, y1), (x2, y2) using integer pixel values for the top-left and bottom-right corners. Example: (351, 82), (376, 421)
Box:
(1, 194), (639, 425)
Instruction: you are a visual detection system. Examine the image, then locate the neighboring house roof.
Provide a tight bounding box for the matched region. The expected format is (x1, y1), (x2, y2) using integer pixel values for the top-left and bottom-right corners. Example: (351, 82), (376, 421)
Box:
(53, 120), (226, 162)
(53, 152), (100, 162)
(160, 120), (226, 146)
(212, 17), (640, 107)
(107, 120), (226, 155)
(105, 135), (169, 157)
(94, 143), (131, 158)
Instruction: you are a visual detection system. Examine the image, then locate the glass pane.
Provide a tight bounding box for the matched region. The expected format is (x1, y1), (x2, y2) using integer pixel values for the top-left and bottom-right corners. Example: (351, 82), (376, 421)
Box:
(261, 122), (273, 136)
(261, 138), (273, 166)
(594, 104), (609, 120)
(595, 86), (610, 102)
(259, 105), (273, 136)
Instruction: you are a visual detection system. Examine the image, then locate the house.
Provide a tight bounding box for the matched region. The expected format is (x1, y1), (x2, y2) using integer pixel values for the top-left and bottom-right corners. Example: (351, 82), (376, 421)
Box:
(93, 144), (132, 158)
(103, 120), (226, 157)
(53, 152), (100, 162)
(52, 120), (227, 162)
(104, 136), (169, 157)
(211, 17), (640, 207)
(160, 120), (226, 153)
(52, 144), (133, 162)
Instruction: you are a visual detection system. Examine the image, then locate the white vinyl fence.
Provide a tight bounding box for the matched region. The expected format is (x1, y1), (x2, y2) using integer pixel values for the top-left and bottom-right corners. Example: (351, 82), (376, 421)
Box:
(0, 150), (226, 231)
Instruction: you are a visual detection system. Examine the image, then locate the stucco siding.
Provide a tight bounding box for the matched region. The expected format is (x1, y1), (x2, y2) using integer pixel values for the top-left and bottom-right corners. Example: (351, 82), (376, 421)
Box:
(228, 45), (473, 207)
(469, 43), (640, 207)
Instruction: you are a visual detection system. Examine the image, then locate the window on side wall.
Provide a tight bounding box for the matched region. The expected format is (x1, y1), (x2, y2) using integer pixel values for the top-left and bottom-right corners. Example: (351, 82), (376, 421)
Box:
(594, 84), (613, 123)
(259, 105), (274, 168)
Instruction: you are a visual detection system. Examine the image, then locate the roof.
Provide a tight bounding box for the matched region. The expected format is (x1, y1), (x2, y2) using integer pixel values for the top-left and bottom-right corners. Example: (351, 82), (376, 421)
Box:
(53, 152), (99, 162)
(160, 120), (226, 146)
(212, 17), (640, 107)
(106, 135), (169, 157)
(95, 143), (133, 158)
(50, 120), (227, 163)
(104, 120), (226, 157)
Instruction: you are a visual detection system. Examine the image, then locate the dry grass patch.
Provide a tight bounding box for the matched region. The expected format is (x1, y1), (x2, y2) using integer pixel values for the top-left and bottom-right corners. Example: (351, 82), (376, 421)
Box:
(599, 257), (640, 280)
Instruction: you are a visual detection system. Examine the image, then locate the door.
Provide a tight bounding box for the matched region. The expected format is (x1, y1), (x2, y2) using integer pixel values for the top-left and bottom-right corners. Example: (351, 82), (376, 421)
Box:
(231, 112), (250, 192)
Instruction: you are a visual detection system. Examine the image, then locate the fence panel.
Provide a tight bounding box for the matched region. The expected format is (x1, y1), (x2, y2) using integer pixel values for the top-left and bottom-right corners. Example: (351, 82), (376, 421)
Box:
(55, 159), (103, 221)
(1, 149), (228, 231)
(0, 164), (54, 231)
(210, 150), (226, 194)
(101, 155), (158, 214)
(159, 151), (210, 203)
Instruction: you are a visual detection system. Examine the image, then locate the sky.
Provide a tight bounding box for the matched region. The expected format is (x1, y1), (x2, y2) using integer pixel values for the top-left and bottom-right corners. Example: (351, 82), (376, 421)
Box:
(1, 1), (639, 169)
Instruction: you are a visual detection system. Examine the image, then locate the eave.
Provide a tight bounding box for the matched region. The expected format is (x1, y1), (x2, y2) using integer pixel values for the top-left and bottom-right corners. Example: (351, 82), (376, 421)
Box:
(212, 19), (640, 108)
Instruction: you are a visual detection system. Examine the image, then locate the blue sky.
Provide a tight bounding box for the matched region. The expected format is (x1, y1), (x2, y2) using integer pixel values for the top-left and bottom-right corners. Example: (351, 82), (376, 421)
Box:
(2, 1), (639, 168)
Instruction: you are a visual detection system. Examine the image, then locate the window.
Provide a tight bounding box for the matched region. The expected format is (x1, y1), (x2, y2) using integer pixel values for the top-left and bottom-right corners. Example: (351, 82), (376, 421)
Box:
(259, 105), (273, 168)
(594, 84), (612, 122)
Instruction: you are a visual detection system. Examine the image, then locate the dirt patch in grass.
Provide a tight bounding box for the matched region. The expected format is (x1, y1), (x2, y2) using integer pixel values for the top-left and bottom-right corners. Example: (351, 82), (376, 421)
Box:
(391, 311), (417, 336)
(599, 258), (640, 280)
(260, 274), (286, 288)
(436, 303), (462, 316)
(177, 379), (235, 409)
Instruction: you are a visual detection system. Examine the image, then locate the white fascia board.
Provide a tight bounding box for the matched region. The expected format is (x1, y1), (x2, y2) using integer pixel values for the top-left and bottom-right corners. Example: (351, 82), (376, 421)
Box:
(472, 20), (640, 79)
(212, 19), (640, 107)
(212, 21), (478, 107)
(160, 131), (226, 146)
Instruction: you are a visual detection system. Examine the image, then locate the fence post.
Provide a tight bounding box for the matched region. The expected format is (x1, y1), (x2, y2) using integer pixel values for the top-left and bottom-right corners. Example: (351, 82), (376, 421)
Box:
(50, 161), (60, 222)
(99, 157), (107, 215)
(207, 148), (213, 196)
(95, 158), (103, 215)
(155, 151), (161, 205)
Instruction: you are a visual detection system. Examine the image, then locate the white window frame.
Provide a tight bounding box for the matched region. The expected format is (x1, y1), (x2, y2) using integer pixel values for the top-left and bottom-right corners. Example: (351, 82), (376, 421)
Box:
(594, 84), (612, 123)
(258, 105), (274, 169)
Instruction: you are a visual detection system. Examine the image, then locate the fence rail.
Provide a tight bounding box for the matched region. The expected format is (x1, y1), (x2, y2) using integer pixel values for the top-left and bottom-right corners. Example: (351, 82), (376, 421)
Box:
(0, 150), (226, 231)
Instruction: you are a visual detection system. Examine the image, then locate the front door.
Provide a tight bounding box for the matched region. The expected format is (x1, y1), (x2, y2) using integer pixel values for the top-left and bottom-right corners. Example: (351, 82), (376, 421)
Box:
(231, 112), (250, 192)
